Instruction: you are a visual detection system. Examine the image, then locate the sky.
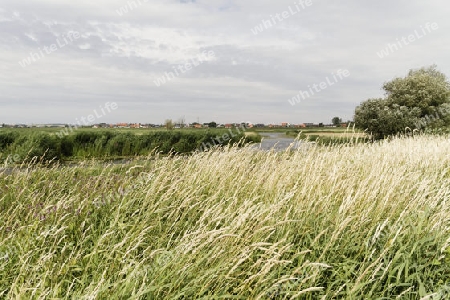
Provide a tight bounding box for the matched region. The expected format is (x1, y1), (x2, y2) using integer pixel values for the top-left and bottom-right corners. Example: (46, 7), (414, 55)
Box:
(0, 0), (449, 125)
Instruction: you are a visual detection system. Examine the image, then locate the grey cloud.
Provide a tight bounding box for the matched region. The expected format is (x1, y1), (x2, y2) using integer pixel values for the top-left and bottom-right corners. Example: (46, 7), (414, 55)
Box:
(0, 0), (449, 124)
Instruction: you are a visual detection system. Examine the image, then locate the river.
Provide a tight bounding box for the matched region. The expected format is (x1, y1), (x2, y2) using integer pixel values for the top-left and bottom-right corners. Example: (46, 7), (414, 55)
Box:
(253, 131), (302, 151)
(0, 132), (305, 175)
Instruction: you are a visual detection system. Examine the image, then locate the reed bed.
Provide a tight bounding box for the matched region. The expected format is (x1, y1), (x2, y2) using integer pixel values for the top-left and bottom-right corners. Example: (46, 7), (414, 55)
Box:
(1, 135), (450, 299)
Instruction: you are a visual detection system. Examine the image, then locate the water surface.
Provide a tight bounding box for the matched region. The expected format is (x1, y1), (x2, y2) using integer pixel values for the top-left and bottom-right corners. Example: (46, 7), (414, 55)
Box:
(254, 132), (302, 151)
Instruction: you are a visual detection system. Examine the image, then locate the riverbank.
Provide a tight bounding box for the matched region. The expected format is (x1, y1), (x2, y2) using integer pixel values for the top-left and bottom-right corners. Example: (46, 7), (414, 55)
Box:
(0, 128), (261, 164)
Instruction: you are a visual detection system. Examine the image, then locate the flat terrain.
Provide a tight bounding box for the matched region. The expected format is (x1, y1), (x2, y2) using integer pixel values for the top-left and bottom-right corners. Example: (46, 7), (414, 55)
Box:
(302, 131), (366, 138)
(1, 135), (450, 298)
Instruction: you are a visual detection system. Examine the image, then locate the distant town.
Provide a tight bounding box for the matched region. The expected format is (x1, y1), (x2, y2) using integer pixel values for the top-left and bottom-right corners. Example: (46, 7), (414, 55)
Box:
(0, 121), (350, 129)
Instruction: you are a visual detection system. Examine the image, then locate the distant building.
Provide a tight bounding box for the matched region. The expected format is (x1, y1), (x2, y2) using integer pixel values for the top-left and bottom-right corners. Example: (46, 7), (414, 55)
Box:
(97, 123), (109, 128)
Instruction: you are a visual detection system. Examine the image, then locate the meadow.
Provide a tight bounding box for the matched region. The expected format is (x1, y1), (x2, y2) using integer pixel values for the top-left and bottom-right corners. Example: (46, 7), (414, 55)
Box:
(1, 134), (450, 298)
(283, 127), (369, 145)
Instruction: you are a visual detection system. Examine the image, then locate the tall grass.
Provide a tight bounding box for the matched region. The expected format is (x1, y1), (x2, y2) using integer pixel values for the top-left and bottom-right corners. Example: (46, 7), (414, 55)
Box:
(1, 135), (450, 298)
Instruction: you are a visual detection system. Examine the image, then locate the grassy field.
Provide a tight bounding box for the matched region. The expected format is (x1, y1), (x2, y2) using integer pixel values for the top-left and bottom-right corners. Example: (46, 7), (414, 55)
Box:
(1, 135), (450, 298)
(284, 128), (369, 145)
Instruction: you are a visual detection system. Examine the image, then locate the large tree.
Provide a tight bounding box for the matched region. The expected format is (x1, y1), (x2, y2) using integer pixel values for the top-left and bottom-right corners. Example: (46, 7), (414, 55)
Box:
(332, 117), (342, 126)
(383, 65), (450, 115)
(354, 99), (421, 139)
(354, 65), (450, 139)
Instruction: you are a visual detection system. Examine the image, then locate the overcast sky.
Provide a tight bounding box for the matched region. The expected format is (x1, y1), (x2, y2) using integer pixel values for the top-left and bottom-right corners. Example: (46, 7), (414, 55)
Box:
(0, 0), (449, 125)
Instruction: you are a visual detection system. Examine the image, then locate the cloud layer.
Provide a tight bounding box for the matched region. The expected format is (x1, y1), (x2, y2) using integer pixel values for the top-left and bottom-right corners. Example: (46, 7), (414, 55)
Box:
(1, 0), (449, 124)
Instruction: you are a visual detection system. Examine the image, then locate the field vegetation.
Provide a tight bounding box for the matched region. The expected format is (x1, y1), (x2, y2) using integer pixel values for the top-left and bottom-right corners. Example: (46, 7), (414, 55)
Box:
(1, 135), (450, 298)
(0, 128), (260, 163)
(285, 129), (369, 145)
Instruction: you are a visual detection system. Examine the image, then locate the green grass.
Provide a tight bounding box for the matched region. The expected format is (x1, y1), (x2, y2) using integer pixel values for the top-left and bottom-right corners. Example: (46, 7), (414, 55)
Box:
(284, 130), (369, 145)
(1, 135), (450, 298)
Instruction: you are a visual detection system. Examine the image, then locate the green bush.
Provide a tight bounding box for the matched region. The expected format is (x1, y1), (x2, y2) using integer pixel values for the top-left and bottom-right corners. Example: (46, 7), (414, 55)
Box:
(0, 131), (18, 150)
(0, 129), (260, 163)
